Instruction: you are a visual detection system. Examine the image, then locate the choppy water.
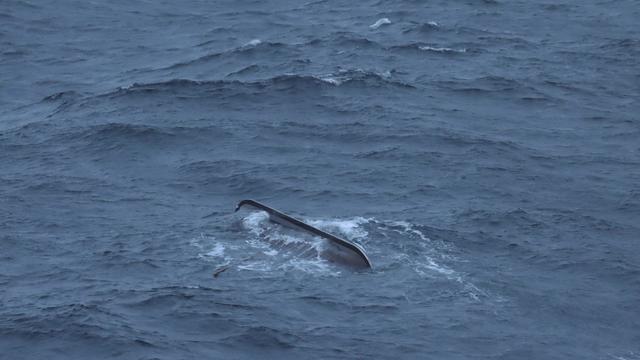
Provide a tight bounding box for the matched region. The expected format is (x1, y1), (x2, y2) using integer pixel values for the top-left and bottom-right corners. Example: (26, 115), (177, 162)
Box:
(1, 0), (639, 359)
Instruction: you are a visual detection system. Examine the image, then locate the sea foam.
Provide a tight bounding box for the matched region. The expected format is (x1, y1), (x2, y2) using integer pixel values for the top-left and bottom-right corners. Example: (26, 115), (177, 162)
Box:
(370, 18), (391, 29)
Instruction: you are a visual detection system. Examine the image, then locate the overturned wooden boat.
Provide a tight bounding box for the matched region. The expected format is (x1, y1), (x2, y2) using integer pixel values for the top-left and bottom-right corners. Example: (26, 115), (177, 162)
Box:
(235, 199), (372, 269)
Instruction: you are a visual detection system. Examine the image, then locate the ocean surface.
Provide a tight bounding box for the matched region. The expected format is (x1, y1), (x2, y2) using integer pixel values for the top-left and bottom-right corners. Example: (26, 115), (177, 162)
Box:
(1, 0), (639, 359)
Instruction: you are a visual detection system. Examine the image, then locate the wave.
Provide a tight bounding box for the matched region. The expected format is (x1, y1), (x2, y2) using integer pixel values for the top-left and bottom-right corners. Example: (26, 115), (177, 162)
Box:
(355, 146), (400, 159)
(42, 90), (81, 102)
(163, 40), (297, 70)
(598, 38), (640, 61)
(619, 190), (640, 213)
(225, 64), (261, 77)
(176, 167), (295, 196)
(435, 75), (552, 99)
(178, 160), (283, 193)
(455, 208), (538, 229)
(476, 35), (536, 48)
(269, 122), (523, 153)
(1, 303), (153, 348)
(220, 325), (300, 349)
(402, 21), (440, 34)
(46, 123), (230, 159)
(0, 12), (16, 20)
(20, 175), (112, 195)
(306, 32), (384, 49)
(314, 69), (413, 88)
(1, 119), (229, 160)
(70, 123), (180, 145)
(179, 159), (255, 174)
(391, 42), (470, 55)
(106, 70), (413, 99)
(599, 38), (639, 51)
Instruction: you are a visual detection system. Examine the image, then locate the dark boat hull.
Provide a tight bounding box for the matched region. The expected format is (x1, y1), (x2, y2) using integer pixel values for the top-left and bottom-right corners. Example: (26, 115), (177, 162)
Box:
(235, 200), (372, 269)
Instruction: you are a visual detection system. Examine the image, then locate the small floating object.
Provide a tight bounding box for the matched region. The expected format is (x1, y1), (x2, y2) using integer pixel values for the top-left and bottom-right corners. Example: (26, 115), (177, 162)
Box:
(212, 265), (230, 278)
(235, 199), (372, 269)
(370, 18), (391, 29)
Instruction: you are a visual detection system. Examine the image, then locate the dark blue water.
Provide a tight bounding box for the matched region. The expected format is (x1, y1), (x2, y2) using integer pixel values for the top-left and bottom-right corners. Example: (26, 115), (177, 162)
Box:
(1, 0), (639, 359)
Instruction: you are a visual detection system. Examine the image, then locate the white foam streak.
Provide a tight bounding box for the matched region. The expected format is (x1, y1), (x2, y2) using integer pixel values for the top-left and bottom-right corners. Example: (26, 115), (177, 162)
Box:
(370, 18), (391, 29)
(263, 249), (278, 256)
(279, 258), (338, 275)
(317, 68), (394, 86)
(205, 243), (225, 258)
(191, 234), (233, 266)
(307, 217), (370, 240)
(237, 261), (271, 272)
(389, 220), (431, 242)
(319, 76), (342, 85)
(242, 210), (269, 235)
(424, 257), (455, 275)
(382, 220), (486, 300)
(419, 46), (466, 53)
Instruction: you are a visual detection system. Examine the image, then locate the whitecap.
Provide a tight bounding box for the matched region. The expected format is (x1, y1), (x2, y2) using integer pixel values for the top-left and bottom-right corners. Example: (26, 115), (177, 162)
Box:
(237, 260), (272, 272)
(388, 220), (431, 242)
(307, 217), (371, 240)
(317, 68), (395, 87)
(205, 243), (226, 258)
(419, 46), (466, 53)
(241, 210), (270, 235)
(263, 249), (279, 256)
(422, 257), (455, 275)
(276, 233), (306, 244)
(370, 18), (391, 29)
(319, 76), (342, 85)
(279, 258), (339, 276)
(243, 39), (262, 47)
